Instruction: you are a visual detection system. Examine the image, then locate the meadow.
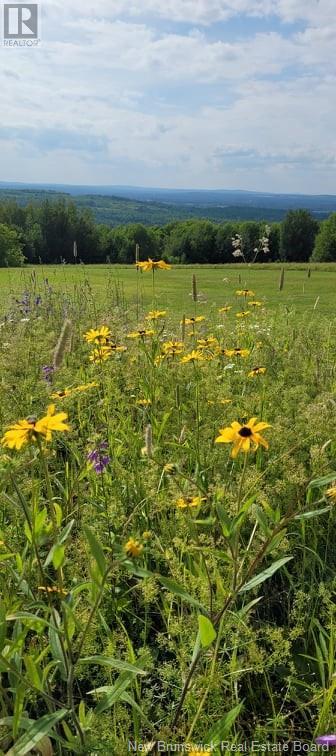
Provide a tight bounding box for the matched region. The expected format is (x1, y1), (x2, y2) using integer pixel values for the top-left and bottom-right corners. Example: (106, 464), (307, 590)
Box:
(0, 262), (336, 755)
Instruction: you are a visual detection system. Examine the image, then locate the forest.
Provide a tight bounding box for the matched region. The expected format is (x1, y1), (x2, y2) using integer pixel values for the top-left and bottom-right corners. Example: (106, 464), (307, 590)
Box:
(0, 196), (335, 266)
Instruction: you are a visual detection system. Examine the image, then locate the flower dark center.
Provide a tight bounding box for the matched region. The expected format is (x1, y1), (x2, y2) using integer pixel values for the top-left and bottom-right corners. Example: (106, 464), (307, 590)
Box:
(239, 426), (253, 438)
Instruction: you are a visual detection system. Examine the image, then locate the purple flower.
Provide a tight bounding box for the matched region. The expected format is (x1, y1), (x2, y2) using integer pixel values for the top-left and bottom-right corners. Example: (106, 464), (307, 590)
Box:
(87, 442), (110, 474)
(316, 736), (336, 747)
(42, 365), (55, 384)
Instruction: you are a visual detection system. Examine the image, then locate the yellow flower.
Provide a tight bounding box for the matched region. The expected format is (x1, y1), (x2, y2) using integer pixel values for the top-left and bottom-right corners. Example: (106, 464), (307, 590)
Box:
(136, 259), (171, 271)
(109, 343), (127, 352)
(248, 300), (263, 307)
(236, 289), (255, 297)
(145, 310), (167, 320)
(52, 382), (98, 399)
(326, 485), (336, 502)
(142, 531), (152, 541)
(197, 336), (218, 349)
(34, 405), (70, 442)
(220, 399), (232, 405)
(219, 306), (232, 313)
(224, 347), (250, 358)
(83, 326), (111, 344)
(163, 463), (178, 475)
(124, 538), (144, 557)
(136, 399), (152, 406)
(176, 496), (206, 509)
(183, 316), (205, 325)
(215, 417), (271, 458)
(127, 329), (154, 339)
(236, 311), (251, 318)
(89, 346), (112, 363)
(1, 418), (37, 450)
(1, 405), (70, 450)
(248, 366), (267, 378)
(162, 340), (184, 356)
(180, 350), (205, 364)
(51, 388), (73, 400)
(75, 381), (99, 392)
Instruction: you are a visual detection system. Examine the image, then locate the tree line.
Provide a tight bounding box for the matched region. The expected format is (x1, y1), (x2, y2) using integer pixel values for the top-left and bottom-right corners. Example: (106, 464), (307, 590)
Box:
(0, 197), (335, 266)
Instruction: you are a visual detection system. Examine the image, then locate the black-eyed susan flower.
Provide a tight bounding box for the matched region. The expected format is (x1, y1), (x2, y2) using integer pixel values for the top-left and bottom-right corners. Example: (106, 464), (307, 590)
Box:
(75, 381), (99, 393)
(162, 340), (184, 356)
(236, 311), (251, 319)
(224, 347), (250, 358)
(183, 316), (205, 325)
(89, 346), (112, 363)
(124, 538), (144, 557)
(136, 259), (171, 271)
(215, 418), (271, 458)
(180, 350), (206, 364)
(136, 399), (152, 407)
(163, 463), (178, 475)
(1, 418), (37, 450)
(83, 326), (111, 344)
(1, 405), (70, 450)
(248, 300), (263, 307)
(51, 388), (73, 400)
(197, 336), (218, 349)
(236, 289), (255, 297)
(176, 495), (206, 509)
(52, 382), (98, 400)
(34, 405), (70, 443)
(109, 343), (127, 353)
(127, 329), (154, 339)
(145, 310), (167, 320)
(248, 366), (267, 378)
(219, 306), (232, 313)
(326, 485), (336, 502)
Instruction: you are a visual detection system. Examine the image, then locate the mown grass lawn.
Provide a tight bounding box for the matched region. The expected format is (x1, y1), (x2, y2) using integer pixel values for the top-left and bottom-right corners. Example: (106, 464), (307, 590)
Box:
(1, 262), (336, 316)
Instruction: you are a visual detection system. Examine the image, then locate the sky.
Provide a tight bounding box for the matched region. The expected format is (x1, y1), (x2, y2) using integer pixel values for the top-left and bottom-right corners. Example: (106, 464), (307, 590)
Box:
(0, 0), (335, 193)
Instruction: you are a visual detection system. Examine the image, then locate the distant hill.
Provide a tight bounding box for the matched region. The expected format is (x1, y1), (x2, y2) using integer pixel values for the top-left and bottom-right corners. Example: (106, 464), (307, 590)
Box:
(0, 182), (335, 226)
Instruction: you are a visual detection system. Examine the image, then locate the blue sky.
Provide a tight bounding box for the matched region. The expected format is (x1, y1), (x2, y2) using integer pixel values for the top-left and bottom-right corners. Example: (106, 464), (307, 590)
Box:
(0, 0), (335, 192)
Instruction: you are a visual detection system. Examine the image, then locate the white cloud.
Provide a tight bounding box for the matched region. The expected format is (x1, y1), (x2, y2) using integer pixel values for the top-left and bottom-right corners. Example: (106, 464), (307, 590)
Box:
(1, 0), (336, 191)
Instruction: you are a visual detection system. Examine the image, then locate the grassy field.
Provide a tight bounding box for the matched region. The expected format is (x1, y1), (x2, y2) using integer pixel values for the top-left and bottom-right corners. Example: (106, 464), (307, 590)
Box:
(1, 262), (336, 317)
(0, 262), (336, 754)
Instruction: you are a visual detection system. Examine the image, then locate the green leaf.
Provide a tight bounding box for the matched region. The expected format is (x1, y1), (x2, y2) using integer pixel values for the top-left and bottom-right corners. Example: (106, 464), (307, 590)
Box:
(239, 556), (293, 593)
(84, 526), (106, 578)
(308, 473), (336, 489)
(90, 672), (135, 714)
(52, 544), (65, 570)
(5, 709), (67, 755)
(79, 655), (147, 675)
(0, 553), (15, 562)
(158, 576), (206, 610)
(198, 614), (217, 648)
(205, 702), (243, 745)
(58, 519), (75, 544)
(295, 507), (331, 520)
(216, 504), (232, 538)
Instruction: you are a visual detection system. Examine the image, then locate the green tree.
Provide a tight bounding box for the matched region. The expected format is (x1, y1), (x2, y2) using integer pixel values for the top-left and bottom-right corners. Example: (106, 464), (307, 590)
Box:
(280, 210), (318, 262)
(311, 213), (336, 262)
(0, 223), (25, 266)
(215, 222), (240, 263)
